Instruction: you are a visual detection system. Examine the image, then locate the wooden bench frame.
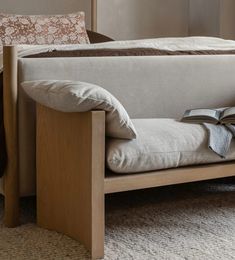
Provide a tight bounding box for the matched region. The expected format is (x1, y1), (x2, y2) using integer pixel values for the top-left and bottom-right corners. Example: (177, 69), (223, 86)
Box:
(36, 104), (235, 259)
(3, 45), (235, 259)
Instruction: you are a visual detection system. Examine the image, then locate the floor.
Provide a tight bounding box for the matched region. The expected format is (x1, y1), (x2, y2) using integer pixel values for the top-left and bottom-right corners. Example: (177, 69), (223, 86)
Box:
(0, 178), (234, 260)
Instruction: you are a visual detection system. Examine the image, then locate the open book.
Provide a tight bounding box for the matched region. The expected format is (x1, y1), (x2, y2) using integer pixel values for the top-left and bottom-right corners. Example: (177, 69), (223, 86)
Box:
(182, 107), (235, 124)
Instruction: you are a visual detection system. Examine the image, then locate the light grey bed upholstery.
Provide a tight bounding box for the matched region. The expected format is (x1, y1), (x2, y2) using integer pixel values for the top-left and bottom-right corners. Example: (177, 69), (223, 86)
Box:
(19, 55), (235, 119)
(17, 55), (235, 195)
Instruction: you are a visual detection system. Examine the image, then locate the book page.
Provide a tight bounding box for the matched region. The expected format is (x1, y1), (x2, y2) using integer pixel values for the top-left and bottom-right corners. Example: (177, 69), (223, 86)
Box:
(221, 107), (235, 119)
(184, 109), (219, 119)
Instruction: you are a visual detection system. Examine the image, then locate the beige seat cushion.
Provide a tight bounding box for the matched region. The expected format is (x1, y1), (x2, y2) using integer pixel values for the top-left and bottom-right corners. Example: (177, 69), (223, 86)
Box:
(106, 118), (235, 173)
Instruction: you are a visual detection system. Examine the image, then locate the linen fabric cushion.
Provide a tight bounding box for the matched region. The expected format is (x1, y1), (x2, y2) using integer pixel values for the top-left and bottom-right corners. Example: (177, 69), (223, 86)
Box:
(21, 80), (137, 140)
(0, 12), (89, 45)
(106, 118), (235, 173)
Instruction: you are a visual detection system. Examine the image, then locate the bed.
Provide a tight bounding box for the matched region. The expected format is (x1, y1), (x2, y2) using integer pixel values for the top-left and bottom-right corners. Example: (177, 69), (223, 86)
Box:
(1, 3), (235, 260)
(1, 37), (235, 259)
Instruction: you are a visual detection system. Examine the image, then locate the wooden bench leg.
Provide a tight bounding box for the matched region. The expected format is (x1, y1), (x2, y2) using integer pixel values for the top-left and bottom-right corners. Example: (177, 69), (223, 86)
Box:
(4, 174), (19, 227)
(3, 46), (19, 227)
(36, 104), (105, 259)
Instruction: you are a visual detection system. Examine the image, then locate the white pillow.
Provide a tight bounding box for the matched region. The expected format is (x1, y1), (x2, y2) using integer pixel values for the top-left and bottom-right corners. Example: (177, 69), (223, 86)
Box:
(22, 80), (137, 139)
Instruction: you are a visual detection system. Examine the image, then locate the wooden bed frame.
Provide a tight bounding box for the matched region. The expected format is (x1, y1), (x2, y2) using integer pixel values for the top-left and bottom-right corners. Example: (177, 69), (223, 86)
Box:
(3, 46), (19, 228)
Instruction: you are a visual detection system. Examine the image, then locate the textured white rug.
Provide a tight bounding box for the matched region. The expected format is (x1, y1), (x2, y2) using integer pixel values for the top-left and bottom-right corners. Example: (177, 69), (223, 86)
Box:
(0, 179), (235, 260)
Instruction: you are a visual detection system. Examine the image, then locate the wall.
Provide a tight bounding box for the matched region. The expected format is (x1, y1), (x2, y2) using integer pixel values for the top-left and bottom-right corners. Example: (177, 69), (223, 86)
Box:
(97, 0), (189, 40)
(1, 0), (235, 40)
(0, 0), (189, 40)
(0, 0), (92, 29)
(220, 0), (235, 39)
(189, 0), (220, 37)
(189, 0), (235, 39)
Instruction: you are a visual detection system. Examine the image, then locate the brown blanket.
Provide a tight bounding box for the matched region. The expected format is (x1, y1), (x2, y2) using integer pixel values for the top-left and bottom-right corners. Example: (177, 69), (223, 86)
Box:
(25, 48), (235, 58)
(1, 47), (235, 177)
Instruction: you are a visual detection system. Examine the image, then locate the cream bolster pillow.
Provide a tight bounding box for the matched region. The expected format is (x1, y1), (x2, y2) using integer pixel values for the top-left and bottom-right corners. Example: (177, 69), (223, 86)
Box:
(21, 80), (137, 140)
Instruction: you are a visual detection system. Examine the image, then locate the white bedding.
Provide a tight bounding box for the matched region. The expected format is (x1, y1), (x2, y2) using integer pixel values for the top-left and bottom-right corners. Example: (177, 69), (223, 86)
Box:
(1, 36), (235, 73)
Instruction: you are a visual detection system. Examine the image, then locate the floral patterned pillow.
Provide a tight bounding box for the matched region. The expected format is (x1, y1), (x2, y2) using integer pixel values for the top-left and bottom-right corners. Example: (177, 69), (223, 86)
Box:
(0, 12), (90, 45)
